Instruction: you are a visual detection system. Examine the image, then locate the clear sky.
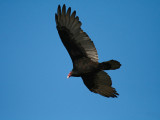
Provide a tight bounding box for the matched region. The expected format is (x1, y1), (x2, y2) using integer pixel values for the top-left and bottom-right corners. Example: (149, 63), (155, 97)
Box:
(0, 0), (160, 120)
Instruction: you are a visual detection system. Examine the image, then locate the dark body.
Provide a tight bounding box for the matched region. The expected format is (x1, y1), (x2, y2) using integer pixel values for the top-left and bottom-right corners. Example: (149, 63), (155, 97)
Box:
(72, 57), (99, 76)
(55, 4), (121, 97)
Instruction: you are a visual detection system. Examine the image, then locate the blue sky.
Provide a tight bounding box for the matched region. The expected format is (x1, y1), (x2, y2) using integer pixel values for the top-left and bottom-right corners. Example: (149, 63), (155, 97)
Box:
(0, 0), (160, 120)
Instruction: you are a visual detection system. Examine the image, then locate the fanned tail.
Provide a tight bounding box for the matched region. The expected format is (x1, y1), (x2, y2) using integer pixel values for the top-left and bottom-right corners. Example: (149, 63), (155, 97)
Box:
(99, 60), (121, 70)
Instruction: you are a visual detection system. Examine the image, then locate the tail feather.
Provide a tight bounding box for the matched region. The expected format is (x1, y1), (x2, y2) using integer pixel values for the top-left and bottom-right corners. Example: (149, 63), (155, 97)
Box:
(99, 60), (121, 70)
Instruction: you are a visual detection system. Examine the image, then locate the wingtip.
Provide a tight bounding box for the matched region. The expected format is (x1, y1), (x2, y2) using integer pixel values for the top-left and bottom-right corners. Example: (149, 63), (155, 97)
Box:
(66, 7), (71, 16)
(57, 5), (61, 15)
(63, 4), (66, 8)
(68, 7), (71, 11)
(62, 4), (66, 14)
(58, 4), (66, 9)
(58, 4), (61, 10)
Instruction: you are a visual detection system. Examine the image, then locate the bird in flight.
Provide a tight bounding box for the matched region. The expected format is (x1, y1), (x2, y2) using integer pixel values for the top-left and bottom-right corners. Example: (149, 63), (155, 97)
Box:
(55, 4), (121, 98)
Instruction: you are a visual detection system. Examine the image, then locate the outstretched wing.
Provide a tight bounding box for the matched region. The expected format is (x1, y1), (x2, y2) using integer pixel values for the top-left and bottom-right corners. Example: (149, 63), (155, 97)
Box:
(55, 4), (98, 62)
(81, 71), (119, 97)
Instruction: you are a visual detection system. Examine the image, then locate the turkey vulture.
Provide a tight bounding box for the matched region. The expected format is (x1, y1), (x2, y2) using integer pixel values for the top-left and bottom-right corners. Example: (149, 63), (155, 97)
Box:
(55, 4), (121, 98)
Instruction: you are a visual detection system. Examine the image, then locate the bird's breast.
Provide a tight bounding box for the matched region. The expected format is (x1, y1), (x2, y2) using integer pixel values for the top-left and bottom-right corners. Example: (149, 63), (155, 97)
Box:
(73, 58), (98, 75)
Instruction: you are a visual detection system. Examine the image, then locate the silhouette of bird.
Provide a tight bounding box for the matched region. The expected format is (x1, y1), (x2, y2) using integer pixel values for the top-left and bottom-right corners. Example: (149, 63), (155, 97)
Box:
(55, 4), (121, 97)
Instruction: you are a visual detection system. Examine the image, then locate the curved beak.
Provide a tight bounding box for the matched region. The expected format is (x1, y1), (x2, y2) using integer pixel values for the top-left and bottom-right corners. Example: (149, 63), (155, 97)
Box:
(67, 71), (72, 79)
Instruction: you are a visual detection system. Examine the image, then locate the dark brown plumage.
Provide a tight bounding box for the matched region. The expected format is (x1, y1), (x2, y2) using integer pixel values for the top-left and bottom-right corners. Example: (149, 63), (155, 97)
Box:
(55, 4), (121, 98)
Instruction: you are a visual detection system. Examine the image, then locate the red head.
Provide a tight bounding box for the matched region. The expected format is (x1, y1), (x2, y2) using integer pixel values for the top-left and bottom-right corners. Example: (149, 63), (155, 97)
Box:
(67, 71), (72, 78)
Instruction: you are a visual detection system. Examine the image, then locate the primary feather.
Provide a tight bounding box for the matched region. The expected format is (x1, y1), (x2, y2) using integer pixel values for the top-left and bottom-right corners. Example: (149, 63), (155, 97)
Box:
(55, 4), (98, 62)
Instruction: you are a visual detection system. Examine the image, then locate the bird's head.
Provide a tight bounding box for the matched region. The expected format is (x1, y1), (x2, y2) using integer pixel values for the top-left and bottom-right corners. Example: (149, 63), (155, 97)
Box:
(67, 69), (79, 78)
(67, 71), (72, 78)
